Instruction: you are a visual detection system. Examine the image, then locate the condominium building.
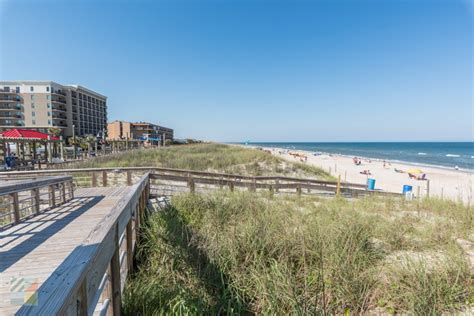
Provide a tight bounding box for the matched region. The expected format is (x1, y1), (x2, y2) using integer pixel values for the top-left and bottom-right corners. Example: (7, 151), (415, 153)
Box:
(0, 81), (107, 137)
(108, 120), (174, 145)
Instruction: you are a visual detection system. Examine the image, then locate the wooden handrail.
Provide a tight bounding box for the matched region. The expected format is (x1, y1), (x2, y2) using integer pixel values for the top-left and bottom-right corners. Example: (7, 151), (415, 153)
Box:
(0, 166), (366, 189)
(19, 173), (151, 315)
(0, 176), (74, 228)
(0, 176), (72, 195)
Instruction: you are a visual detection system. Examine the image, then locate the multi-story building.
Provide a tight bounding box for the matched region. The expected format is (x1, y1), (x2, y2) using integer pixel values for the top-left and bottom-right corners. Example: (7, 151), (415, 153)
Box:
(108, 120), (173, 145)
(0, 81), (107, 137)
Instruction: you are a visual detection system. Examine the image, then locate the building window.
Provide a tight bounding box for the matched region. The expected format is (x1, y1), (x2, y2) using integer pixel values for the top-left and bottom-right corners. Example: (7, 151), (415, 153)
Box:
(15, 87), (20, 93)
(31, 95), (35, 100)
(31, 103), (35, 108)
(48, 120), (51, 125)
(46, 95), (50, 100)
(32, 111), (35, 116)
(47, 111), (51, 116)
(47, 103), (50, 108)
(32, 120), (36, 125)
(30, 86), (34, 92)
(46, 86), (50, 92)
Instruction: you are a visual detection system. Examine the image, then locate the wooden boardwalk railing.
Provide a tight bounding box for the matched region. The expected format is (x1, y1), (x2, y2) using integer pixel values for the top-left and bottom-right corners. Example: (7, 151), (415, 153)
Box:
(15, 173), (150, 315)
(0, 175), (74, 228)
(0, 166), (402, 198)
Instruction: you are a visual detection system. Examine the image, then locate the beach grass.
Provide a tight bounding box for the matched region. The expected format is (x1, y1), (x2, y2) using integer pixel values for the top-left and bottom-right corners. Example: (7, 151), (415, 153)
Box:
(75, 143), (334, 179)
(123, 191), (474, 315)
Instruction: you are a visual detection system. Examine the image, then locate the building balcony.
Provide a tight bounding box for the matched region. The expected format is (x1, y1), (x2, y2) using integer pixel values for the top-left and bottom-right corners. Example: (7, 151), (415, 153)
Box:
(52, 104), (67, 112)
(53, 111), (67, 119)
(52, 90), (67, 97)
(0, 89), (17, 95)
(52, 98), (67, 105)
(53, 119), (67, 127)
(0, 113), (23, 119)
(0, 97), (20, 102)
(0, 105), (18, 110)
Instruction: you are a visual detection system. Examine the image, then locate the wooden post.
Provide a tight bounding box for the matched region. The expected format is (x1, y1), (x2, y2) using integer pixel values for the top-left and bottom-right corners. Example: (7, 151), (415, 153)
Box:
(126, 170), (132, 186)
(59, 136), (64, 161)
(20, 141), (25, 161)
(61, 183), (66, 204)
(110, 226), (122, 316)
(92, 172), (98, 187)
(134, 204), (140, 234)
(68, 180), (74, 199)
(47, 136), (52, 163)
(49, 185), (56, 207)
(102, 170), (108, 187)
(77, 280), (88, 315)
(275, 179), (279, 193)
(229, 182), (234, 192)
(126, 219), (134, 273)
(296, 184), (302, 197)
(33, 188), (40, 214)
(336, 175), (341, 196)
(441, 187), (444, 200)
(32, 142), (37, 161)
(252, 178), (257, 192)
(188, 176), (195, 193)
(426, 180), (430, 198)
(11, 192), (20, 224)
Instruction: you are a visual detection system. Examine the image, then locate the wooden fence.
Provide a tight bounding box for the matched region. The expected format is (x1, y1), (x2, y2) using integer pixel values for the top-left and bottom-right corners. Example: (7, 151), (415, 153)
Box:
(0, 167), (402, 198)
(0, 175), (74, 228)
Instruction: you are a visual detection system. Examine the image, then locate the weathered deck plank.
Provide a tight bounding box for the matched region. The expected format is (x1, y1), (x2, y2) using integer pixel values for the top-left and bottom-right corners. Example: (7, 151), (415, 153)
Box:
(0, 186), (132, 315)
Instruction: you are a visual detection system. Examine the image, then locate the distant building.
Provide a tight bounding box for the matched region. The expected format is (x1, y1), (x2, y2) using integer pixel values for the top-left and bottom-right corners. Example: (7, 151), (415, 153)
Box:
(107, 120), (173, 145)
(0, 81), (107, 137)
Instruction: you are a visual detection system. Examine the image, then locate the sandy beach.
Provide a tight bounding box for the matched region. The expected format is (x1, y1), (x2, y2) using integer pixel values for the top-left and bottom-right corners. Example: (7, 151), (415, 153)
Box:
(259, 146), (473, 203)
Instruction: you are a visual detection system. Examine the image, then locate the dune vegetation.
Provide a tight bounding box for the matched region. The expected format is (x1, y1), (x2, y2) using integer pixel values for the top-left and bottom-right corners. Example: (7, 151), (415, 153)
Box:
(123, 191), (473, 315)
(75, 143), (333, 180)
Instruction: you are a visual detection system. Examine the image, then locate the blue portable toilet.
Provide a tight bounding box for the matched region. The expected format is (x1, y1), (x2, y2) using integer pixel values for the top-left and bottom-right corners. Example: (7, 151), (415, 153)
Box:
(367, 178), (376, 190)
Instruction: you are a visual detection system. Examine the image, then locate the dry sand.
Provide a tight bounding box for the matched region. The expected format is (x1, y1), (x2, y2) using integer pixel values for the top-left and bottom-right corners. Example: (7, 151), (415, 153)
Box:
(261, 146), (473, 203)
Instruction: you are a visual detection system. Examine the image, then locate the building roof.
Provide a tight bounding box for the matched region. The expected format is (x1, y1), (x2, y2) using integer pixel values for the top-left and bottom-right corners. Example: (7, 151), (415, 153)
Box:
(0, 129), (60, 140)
(66, 85), (107, 99)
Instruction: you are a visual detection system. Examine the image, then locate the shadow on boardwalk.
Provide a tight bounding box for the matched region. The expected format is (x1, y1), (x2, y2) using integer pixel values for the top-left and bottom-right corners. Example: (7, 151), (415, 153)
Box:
(0, 196), (104, 272)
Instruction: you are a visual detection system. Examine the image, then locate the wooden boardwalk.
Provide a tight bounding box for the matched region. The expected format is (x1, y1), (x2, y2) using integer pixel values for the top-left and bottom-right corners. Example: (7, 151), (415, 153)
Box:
(0, 186), (132, 315)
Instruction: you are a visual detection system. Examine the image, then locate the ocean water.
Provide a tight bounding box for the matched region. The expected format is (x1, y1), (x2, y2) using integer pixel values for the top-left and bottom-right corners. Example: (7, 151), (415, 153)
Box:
(245, 142), (474, 171)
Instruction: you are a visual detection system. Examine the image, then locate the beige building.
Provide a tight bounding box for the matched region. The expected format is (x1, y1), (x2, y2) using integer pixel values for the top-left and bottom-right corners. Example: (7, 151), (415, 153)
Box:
(108, 120), (173, 145)
(0, 81), (107, 137)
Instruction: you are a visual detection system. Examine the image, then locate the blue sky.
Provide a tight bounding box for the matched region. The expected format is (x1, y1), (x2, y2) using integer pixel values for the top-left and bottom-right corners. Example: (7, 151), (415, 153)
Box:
(1, 0), (472, 141)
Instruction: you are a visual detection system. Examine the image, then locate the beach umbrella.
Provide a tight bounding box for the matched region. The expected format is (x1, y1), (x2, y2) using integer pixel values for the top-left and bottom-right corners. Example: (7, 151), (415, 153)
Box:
(407, 168), (423, 174)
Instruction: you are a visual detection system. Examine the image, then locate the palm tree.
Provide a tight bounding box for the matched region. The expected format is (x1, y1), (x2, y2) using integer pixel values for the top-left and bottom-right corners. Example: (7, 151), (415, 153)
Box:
(48, 127), (62, 137)
(68, 136), (83, 159)
(84, 135), (96, 156)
